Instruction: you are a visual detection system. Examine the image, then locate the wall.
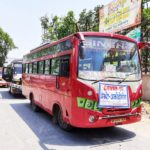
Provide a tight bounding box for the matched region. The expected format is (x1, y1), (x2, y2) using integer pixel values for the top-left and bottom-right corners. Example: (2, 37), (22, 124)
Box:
(142, 74), (150, 101)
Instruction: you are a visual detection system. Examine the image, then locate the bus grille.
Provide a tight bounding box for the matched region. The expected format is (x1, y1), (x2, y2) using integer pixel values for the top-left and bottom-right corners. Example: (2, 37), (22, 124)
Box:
(103, 108), (131, 115)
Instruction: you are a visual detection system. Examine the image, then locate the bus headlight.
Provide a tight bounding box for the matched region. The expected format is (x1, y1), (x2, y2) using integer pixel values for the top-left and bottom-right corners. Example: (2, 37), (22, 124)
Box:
(87, 90), (93, 96)
(89, 115), (96, 123)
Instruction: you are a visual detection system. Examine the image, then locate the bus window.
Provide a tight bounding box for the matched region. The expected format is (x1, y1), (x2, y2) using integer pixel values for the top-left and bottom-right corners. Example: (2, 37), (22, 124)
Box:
(25, 64), (29, 74)
(60, 56), (70, 77)
(60, 40), (73, 51)
(33, 62), (38, 74)
(44, 60), (50, 75)
(29, 63), (32, 74)
(51, 58), (60, 75)
(23, 64), (26, 73)
(38, 61), (44, 74)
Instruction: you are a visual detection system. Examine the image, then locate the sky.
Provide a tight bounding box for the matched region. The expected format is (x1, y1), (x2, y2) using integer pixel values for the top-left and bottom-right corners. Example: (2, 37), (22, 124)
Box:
(0, 0), (112, 59)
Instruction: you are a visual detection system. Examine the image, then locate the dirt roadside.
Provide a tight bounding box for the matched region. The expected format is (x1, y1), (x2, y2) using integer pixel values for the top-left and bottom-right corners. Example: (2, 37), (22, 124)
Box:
(143, 101), (150, 114)
(142, 101), (150, 121)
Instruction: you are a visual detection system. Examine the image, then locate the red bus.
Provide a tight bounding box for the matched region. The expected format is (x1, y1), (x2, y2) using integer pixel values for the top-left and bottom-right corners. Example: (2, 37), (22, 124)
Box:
(22, 32), (142, 130)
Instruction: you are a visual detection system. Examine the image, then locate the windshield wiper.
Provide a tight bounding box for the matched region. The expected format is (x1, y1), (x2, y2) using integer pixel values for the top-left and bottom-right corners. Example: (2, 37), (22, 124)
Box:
(92, 76), (124, 84)
(118, 72), (139, 84)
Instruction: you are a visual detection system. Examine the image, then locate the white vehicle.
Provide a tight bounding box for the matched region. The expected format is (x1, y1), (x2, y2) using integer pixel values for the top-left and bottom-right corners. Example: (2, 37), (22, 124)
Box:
(8, 59), (22, 95)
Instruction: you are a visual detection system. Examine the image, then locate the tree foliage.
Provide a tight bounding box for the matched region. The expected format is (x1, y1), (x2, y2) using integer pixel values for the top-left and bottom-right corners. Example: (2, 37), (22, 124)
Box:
(141, 15), (150, 73)
(40, 5), (101, 42)
(40, 11), (76, 42)
(141, 2), (150, 74)
(0, 27), (16, 67)
(143, 7), (150, 20)
(142, 7), (150, 39)
(78, 5), (100, 32)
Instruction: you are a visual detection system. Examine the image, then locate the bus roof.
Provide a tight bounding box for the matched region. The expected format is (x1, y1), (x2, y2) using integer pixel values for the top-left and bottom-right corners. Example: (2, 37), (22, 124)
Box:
(24, 32), (137, 57)
(11, 59), (22, 63)
(30, 42), (50, 52)
(77, 32), (137, 43)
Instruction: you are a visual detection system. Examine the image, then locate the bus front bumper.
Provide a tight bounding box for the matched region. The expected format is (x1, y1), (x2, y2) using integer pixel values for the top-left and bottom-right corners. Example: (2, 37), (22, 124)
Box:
(100, 112), (140, 119)
(70, 106), (142, 128)
(10, 84), (22, 94)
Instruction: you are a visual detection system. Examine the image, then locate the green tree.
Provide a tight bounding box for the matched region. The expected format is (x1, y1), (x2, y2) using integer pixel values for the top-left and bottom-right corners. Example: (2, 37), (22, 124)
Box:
(0, 27), (16, 67)
(93, 5), (101, 31)
(40, 5), (101, 42)
(78, 9), (88, 31)
(141, 2), (150, 74)
(40, 11), (76, 42)
(142, 7), (150, 41)
(48, 16), (60, 41)
(77, 5), (101, 32)
(78, 9), (96, 31)
(40, 15), (50, 43)
(57, 11), (76, 39)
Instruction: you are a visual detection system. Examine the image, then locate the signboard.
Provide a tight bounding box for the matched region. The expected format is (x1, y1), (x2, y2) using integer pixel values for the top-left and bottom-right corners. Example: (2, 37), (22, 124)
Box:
(99, 83), (130, 108)
(126, 27), (141, 42)
(99, 0), (142, 33)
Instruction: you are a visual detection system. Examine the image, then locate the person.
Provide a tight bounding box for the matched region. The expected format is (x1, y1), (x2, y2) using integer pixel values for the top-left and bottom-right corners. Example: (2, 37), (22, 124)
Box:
(105, 47), (118, 65)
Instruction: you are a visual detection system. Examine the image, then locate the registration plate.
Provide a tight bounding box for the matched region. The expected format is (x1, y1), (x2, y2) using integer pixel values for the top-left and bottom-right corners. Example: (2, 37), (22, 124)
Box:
(111, 118), (126, 123)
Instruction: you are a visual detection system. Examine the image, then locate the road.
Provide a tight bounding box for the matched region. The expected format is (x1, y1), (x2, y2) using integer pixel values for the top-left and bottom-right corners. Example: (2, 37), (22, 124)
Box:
(0, 87), (150, 150)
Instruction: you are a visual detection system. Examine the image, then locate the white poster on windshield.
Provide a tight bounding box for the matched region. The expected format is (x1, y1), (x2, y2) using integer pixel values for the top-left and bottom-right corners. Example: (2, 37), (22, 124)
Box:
(99, 83), (130, 108)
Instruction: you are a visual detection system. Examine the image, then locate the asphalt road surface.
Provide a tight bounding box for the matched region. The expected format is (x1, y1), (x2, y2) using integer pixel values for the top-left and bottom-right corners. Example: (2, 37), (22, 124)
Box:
(0, 87), (150, 150)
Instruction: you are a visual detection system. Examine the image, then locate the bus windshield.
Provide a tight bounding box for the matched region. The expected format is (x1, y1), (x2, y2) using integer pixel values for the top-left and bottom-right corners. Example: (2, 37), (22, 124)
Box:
(78, 36), (141, 82)
(14, 64), (22, 74)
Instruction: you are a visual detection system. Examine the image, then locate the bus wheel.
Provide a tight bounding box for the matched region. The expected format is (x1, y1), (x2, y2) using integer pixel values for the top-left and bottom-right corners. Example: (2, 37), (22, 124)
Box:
(57, 109), (72, 131)
(31, 97), (40, 112)
(52, 106), (59, 124)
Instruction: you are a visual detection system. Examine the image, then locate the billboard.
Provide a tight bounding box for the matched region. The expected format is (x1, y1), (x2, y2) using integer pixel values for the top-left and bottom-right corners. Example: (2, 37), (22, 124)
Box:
(126, 27), (141, 42)
(99, 0), (142, 33)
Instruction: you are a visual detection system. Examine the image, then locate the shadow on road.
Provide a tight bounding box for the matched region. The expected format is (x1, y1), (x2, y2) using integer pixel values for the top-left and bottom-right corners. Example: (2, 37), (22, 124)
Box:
(0, 88), (25, 100)
(10, 102), (136, 148)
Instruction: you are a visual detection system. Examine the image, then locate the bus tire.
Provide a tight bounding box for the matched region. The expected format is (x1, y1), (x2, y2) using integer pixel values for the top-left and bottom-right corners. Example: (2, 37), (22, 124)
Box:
(57, 109), (72, 131)
(52, 105), (59, 124)
(30, 95), (40, 112)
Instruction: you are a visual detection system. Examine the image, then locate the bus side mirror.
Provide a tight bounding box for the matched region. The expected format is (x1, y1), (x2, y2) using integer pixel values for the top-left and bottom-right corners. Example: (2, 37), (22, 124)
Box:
(138, 42), (150, 50)
(138, 42), (144, 50)
(79, 42), (85, 59)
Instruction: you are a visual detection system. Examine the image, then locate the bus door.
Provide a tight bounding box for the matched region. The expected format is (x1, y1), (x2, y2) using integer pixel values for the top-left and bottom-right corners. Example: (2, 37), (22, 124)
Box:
(56, 55), (71, 114)
(57, 55), (71, 95)
(44, 55), (71, 111)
